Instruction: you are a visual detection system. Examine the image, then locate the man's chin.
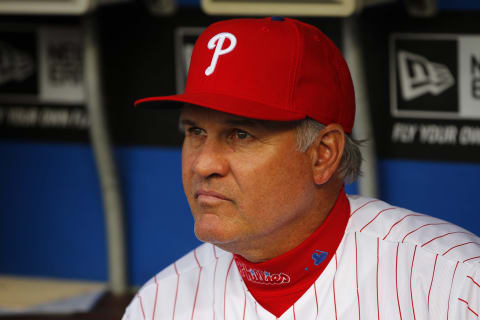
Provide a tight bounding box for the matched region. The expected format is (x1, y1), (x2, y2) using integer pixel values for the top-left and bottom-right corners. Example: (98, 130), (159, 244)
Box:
(194, 221), (236, 246)
(194, 226), (228, 244)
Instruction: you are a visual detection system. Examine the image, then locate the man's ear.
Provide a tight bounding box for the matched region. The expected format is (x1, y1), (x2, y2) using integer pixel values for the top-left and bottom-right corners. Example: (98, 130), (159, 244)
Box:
(308, 124), (346, 185)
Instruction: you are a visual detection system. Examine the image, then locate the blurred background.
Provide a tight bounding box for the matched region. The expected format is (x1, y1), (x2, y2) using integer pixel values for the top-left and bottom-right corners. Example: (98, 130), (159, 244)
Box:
(0, 0), (479, 318)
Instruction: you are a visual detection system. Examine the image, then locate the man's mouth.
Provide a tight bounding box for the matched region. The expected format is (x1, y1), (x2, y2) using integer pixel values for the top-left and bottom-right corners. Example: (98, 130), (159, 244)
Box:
(195, 190), (230, 202)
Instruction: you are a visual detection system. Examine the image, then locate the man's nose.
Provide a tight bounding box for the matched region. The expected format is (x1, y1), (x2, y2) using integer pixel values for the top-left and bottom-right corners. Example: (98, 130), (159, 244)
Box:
(192, 139), (229, 178)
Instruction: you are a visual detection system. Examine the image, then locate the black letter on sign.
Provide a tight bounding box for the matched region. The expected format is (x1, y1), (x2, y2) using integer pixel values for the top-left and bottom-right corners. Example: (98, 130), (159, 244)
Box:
(472, 55), (480, 76)
(473, 79), (480, 99)
(472, 55), (480, 99)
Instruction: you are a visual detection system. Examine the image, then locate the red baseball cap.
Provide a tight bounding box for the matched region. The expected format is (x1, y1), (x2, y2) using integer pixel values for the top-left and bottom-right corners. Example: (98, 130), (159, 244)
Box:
(135, 17), (355, 134)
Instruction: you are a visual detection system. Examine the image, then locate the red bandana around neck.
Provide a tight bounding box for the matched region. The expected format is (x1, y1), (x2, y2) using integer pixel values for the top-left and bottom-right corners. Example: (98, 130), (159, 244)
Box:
(233, 188), (350, 317)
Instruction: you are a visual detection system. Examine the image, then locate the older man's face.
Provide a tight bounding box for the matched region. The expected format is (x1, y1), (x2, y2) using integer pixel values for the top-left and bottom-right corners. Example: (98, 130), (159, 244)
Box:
(180, 106), (318, 257)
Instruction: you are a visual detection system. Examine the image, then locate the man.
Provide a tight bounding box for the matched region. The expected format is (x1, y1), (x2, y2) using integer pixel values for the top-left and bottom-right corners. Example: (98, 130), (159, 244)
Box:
(123, 17), (480, 319)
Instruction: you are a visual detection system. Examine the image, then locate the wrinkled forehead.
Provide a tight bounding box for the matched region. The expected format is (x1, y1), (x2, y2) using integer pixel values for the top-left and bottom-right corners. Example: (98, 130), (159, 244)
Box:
(180, 104), (245, 120)
(179, 104), (300, 130)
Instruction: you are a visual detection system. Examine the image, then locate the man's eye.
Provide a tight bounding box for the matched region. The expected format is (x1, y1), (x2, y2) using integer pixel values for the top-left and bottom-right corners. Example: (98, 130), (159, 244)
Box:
(233, 129), (251, 140)
(187, 127), (204, 136)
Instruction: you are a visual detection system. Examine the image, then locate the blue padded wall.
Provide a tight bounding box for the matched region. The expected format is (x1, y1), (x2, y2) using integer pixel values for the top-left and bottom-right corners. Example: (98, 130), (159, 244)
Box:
(115, 146), (201, 285)
(0, 141), (107, 280)
(380, 159), (480, 235)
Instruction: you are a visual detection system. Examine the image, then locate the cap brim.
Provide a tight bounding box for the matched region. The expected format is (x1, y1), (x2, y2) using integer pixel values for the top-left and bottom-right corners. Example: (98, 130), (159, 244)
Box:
(134, 92), (306, 122)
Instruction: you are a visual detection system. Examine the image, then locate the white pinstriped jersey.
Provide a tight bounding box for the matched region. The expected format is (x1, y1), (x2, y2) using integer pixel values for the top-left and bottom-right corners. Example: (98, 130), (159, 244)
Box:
(123, 195), (480, 319)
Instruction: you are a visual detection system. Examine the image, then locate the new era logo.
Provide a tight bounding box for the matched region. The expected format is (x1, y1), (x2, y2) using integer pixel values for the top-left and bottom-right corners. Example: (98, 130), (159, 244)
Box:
(390, 36), (459, 118)
(398, 50), (455, 101)
(0, 41), (34, 87)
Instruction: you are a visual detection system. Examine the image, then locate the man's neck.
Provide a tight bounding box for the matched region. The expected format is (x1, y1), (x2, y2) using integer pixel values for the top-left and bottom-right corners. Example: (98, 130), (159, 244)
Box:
(217, 180), (344, 262)
(231, 185), (350, 317)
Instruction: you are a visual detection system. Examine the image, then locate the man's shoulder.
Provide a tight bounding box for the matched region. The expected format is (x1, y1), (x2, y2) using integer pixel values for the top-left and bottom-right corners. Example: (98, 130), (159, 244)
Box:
(139, 242), (232, 290)
(123, 244), (233, 320)
(346, 195), (480, 265)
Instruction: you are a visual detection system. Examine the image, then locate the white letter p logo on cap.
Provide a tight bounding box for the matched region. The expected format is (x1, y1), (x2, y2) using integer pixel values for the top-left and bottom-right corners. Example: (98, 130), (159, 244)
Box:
(205, 32), (237, 76)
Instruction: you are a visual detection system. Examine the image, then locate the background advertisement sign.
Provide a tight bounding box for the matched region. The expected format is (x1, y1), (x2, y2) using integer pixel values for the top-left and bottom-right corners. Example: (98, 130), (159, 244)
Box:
(388, 34), (480, 161)
(0, 26), (89, 142)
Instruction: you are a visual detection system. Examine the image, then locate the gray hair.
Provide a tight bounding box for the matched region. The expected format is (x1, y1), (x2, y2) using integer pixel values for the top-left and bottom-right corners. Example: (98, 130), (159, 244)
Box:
(296, 119), (363, 184)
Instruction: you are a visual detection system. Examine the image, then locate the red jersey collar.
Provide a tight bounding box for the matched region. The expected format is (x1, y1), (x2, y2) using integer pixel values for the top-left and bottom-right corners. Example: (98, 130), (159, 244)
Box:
(233, 188), (350, 317)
